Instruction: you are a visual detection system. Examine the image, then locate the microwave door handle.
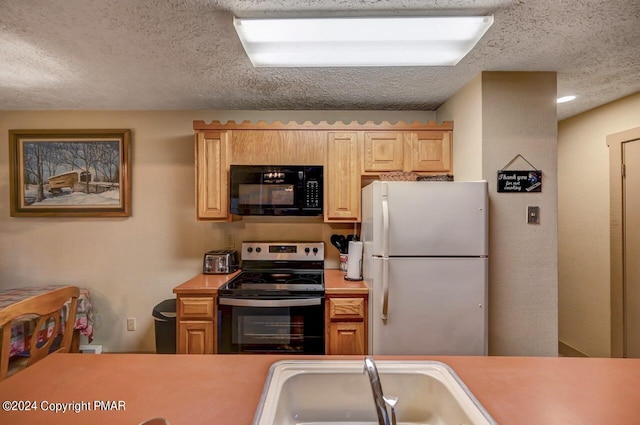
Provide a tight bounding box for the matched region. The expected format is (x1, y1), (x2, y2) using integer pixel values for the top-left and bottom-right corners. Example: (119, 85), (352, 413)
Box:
(218, 298), (322, 308)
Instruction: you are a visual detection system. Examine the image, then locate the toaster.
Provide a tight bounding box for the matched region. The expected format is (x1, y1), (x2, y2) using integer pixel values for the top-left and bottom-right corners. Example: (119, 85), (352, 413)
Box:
(203, 250), (239, 274)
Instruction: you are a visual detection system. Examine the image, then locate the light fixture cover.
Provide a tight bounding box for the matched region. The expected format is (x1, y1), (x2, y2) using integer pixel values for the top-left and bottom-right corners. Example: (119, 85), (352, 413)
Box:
(233, 16), (494, 67)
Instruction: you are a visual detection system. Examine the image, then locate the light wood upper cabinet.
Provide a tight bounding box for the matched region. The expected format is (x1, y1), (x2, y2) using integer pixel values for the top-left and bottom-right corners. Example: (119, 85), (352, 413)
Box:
(193, 120), (453, 223)
(363, 130), (453, 175)
(363, 132), (404, 172)
(406, 131), (452, 173)
(325, 132), (360, 222)
(195, 131), (230, 220)
(232, 130), (325, 165)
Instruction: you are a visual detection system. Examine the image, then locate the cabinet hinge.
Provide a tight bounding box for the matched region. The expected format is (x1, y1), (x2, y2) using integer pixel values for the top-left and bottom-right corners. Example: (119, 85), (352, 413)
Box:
(622, 163), (626, 177)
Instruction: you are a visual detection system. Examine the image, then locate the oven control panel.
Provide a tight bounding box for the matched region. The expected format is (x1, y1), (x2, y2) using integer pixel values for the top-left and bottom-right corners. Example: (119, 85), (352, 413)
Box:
(242, 242), (324, 261)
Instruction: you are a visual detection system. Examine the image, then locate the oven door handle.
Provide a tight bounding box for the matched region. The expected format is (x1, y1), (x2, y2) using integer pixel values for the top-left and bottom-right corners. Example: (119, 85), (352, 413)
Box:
(218, 298), (323, 307)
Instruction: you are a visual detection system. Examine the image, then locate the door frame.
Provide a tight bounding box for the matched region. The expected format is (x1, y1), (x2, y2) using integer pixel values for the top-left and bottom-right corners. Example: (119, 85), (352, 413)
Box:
(608, 126), (640, 358)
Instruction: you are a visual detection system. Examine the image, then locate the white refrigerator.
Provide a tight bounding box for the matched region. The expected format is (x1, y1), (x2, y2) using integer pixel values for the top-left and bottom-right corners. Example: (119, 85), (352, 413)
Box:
(361, 180), (488, 355)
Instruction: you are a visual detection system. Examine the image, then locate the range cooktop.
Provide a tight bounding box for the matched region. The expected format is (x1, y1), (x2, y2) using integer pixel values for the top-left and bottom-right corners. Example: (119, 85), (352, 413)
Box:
(218, 242), (325, 297)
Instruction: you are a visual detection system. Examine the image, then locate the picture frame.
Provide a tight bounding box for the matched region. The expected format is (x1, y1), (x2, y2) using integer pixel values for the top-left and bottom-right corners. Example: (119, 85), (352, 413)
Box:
(9, 129), (131, 217)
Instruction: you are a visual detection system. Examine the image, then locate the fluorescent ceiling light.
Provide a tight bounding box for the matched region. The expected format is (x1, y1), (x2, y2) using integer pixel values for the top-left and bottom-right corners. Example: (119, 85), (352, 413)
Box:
(233, 16), (494, 67)
(557, 95), (578, 104)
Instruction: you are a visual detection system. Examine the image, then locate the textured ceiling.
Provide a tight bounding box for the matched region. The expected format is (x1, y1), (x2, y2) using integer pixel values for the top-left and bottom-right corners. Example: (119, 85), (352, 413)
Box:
(1, 0), (639, 120)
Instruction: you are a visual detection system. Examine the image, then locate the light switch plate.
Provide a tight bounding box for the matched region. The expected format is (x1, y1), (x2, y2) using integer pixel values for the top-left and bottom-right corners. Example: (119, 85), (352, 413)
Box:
(126, 317), (136, 331)
(527, 206), (540, 224)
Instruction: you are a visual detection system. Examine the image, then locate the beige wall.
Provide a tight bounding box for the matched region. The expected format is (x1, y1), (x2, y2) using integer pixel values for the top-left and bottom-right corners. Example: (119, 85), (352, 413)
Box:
(437, 74), (483, 181)
(558, 91), (640, 357)
(439, 72), (559, 356)
(482, 72), (558, 356)
(0, 109), (435, 353)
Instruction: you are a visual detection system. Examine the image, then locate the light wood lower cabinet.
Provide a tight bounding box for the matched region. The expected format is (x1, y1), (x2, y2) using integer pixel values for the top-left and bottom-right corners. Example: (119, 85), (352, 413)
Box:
(178, 321), (213, 354)
(326, 295), (368, 355)
(175, 292), (367, 355)
(176, 296), (215, 354)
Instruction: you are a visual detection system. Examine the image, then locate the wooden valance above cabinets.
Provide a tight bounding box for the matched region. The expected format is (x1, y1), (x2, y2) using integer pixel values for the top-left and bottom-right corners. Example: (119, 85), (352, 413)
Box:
(193, 120), (454, 223)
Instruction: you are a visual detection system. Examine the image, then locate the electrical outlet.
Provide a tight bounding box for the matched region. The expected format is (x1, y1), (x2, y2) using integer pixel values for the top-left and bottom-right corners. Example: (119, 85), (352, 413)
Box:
(225, 234), (235, 248)
(126, 317), (136, 331)
(527, 206), (540, 224)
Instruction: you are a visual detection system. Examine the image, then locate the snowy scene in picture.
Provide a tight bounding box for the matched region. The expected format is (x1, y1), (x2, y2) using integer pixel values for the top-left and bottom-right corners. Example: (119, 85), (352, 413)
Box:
(23, 186), (119, 206)
(21, 140), (121, 207)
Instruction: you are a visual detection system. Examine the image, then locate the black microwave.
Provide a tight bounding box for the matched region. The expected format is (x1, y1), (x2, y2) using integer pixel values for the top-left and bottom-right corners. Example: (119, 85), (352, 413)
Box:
(230, 165), (323, 216)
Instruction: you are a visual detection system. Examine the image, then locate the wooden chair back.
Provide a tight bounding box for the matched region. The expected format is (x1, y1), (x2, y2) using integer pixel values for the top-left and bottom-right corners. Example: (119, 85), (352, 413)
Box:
(0, 285), (80, 380)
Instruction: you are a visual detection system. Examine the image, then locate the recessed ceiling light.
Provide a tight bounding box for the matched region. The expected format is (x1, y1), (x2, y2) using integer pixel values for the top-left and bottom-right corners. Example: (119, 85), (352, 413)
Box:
(233, 16), (494, 67)
(557, 95), (578, 104)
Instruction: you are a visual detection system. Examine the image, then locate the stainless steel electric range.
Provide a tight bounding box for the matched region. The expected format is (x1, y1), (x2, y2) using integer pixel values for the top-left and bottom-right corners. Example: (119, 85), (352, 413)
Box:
(217, 241), (325, 354)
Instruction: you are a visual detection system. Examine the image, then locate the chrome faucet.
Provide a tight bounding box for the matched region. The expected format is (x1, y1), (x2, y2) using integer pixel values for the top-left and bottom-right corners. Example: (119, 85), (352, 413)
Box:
(363, 357), (392, 425)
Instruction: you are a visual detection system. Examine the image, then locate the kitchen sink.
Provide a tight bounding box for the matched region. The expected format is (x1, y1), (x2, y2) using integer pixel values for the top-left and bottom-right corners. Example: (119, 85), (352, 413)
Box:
(253, 360), (497, 425)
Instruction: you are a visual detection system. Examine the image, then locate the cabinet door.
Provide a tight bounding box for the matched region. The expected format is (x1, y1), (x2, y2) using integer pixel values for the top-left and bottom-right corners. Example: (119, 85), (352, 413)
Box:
(326, 296), (367, 355)
(325, 132), (360, 222)
(231, 130), (325, 165)
(406, 131), (452, 173)
(363, 132), (404, 172)
(328, 322), (366, 355)
(178, 321), (214, 354)
(196, 131), (230, 220)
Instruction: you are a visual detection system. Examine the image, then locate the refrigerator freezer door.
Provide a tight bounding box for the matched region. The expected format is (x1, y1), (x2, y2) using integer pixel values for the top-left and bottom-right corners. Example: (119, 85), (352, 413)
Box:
(368, 256), (488, 355)
(362, 181), (488, 257)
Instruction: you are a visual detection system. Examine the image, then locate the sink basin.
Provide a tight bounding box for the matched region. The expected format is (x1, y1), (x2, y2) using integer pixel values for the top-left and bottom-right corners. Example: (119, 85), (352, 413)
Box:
(253, 360), (496, 425)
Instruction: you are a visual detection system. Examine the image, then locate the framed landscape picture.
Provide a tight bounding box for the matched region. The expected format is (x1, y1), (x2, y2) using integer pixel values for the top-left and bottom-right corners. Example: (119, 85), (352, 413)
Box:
(9, 129), (131, 217)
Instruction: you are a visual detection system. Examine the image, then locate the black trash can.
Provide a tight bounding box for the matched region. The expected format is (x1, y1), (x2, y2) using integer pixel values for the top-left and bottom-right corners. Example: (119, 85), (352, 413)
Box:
(152, 299), (176, 354)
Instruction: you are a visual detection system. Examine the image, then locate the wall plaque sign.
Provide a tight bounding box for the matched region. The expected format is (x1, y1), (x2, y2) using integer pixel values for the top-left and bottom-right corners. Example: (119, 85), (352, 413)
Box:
(497, 170), (542, 192)
(497, 154), (542, 193)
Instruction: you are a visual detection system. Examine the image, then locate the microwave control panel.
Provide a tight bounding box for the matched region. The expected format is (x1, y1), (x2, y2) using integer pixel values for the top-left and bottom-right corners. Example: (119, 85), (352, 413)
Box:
(305, 180), (320, 208)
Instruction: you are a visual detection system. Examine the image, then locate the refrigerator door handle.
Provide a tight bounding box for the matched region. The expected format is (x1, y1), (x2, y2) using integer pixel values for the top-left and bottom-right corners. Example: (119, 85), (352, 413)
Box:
(381, 182), (389, 257)
(381, 257), (389, 321)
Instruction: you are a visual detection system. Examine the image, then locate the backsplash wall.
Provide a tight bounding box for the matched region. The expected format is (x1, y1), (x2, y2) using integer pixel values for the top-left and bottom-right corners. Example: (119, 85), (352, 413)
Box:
(207, 218), (357, 269)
